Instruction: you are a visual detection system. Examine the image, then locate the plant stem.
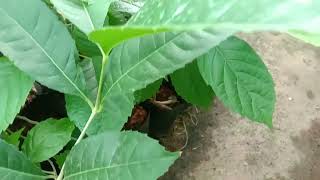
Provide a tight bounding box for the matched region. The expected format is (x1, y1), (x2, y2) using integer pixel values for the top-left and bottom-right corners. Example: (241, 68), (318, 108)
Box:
(16, 115), (38, 125)
(56, 110), (97, 180)
(57, 45), (108, 180)
(95, 46), (108, 112)
(42, 170), (55, 176)
(48, 159), (57, 177)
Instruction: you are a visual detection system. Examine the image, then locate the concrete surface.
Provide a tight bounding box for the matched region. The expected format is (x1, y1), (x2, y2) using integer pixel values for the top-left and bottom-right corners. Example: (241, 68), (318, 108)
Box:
(162, 33), (320, 180)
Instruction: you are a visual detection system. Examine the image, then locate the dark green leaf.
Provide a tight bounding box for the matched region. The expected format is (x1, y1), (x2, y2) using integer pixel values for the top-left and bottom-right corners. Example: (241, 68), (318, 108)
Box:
(0, 0), (86, 96)
(79, 58), (99, 102)
(134, 79), (162, 103)
(0, 57), (33, 132)
(22, 118), (75, 162)
(2, 128), (24, 148)
(72, 28), (101, 57)
(171, 60), (214, 108)
(64, 131), (179, 180)
(198, 36), (275, 127)
(54, 150), (70, 170)
(0, 140), (46, 180)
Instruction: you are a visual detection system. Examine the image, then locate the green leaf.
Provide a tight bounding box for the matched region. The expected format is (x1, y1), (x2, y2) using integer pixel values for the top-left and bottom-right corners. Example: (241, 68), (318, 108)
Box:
(2, 128), (24, 148)
(134, 79), (162, 103)
(288, 30), (320, 47)
(77, 30), (230, 135)
(0, 0), (86, 97)
(22, 118), (75, 163)
(0, 140), (46, 180)
(90, 27), (168, 54)
(51, 0), (117, 34)
(66, 91), (134, 135)
(197, 36), (275, 127)
(54, 150), (70, 170)
(68, 30), (232, 135)
(66, 55), (133, 135)
(171, 60), (214, 108)
(79, 58), (99, 102)
(111, 0), (144, 14)
(0, 57), (33, 132)
(102, 29), (230, 107)
(64, 131), (179, 180)
(72, 28), (101, 57)
(91, 0), (320, 53)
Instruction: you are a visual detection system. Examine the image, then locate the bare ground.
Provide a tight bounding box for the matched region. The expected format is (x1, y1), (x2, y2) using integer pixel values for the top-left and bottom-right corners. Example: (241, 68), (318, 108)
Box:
(161, 33), (320, 180)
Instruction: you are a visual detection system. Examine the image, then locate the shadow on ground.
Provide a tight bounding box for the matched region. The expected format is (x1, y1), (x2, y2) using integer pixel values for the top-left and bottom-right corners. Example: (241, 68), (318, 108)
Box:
(289, 119), (320, 180)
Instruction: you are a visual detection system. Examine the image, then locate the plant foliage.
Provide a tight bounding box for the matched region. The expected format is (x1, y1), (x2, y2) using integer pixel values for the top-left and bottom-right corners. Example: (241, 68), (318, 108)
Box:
(0, 0), (319, 179)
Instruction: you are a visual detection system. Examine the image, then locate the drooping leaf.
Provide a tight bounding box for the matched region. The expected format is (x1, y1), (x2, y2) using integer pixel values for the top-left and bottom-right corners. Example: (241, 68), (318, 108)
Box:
(51, 0), (117, 34)
(197, 36), (275, 127)
(0, 0), (87, 97)
(22, 118), (75, 163)
(0, 140), (46, 180)
(90, 0), (320, 53)
(171, 60), (214, 108)
(0, 57), (33, 132)
(288, 30), (320, 47)
(134, 79), (162, 103)
(2, 128), (24, 148)
(54, 150), (70, 170)
(72, 28), (101, 57)
(63, 131), (179, 180)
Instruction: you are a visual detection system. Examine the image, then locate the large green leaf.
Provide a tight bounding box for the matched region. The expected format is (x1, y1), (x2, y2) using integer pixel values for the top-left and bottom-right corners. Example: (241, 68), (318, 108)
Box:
(288, 30), (320, 47)
(197, 36), (275, 127)
(0, 0), (87, 97)
(51, 0), (116, 34)
(64, 131), (179, 180)
(0, 57), (33, 132)
(102, 30), (231, 103)
(22, 118), (75, 162)
(0, 140), (46, 180)
(171, 60), (214, 108)
(67, 30), (231, 135)
(90, 0), (320, 53)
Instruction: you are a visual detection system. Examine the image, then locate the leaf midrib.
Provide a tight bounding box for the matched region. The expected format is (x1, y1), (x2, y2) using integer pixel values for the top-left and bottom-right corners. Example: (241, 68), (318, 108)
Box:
(81, 1), (95, 32)
(0, 8), (90, 102)
(0, 167), (46, 179)
(64, 156), (176, 179)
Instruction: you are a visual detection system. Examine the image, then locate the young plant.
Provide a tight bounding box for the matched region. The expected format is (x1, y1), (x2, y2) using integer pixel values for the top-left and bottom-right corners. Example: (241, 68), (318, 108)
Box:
(0, 0), (319, 179)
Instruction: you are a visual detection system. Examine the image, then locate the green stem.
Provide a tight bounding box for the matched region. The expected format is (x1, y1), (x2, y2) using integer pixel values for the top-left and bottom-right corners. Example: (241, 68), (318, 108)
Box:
(95, 46), (109, 112)
(16, 115), (38, 125)
(57, 44), (108, 180)
(56, 109), (97, 180)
